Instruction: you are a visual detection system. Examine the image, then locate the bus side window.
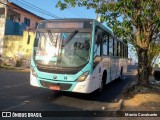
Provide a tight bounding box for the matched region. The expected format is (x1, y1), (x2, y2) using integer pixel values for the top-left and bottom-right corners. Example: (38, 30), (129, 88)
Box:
(103, 35), (109, 56)
(125, 45), (127, 58)
(109, 36), (113, 56)
(120, 42), (123, 57)
(114, 38), (117, 56)
(94, 35), (101, 68)
(124, 45), (126, 57)
(107, 36), (109, 55)
(117, 41), (119, 56)
(123, 44), (125, 57)
(126, 45), (128, 58)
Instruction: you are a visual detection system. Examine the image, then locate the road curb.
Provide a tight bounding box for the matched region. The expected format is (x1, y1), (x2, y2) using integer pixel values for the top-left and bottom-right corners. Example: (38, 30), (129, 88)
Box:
(114, 70), (138, 112)
(115, 99), (124, 111)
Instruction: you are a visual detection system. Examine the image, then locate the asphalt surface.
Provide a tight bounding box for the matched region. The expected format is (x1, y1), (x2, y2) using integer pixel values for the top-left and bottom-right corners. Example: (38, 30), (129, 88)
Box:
(0, 65), (136, 119)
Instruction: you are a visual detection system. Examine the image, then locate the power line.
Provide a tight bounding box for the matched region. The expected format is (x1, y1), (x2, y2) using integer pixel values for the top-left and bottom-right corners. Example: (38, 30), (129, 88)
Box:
(74, 7), (89, 18)
(20, 0), (62, 18)
(67, 8), (80, 17)
(13, 0), (60, 18)
(13, 0), (62, 19)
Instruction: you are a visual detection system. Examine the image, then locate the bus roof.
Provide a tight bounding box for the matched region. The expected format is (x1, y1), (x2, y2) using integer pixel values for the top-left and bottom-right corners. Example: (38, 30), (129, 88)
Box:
(38, 18), (127, 45)
(39, 18), (113, 33)
(39, 18), (95, 25)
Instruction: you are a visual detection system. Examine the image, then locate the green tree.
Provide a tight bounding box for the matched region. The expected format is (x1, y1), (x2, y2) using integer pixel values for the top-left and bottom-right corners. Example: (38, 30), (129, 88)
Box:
(56, 0), (160, 86)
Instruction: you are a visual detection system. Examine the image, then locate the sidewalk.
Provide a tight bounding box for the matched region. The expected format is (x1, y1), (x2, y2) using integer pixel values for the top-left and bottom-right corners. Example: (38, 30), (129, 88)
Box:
(119, 68), (160, 115)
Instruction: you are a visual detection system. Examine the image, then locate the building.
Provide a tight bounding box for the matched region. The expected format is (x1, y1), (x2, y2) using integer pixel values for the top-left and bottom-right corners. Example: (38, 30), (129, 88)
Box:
(0, 0), (44, 55)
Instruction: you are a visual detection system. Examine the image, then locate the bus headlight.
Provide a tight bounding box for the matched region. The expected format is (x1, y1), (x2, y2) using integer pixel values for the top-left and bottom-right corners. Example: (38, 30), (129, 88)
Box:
(77, 71), (89, 82)
(31, 67), (37, 77)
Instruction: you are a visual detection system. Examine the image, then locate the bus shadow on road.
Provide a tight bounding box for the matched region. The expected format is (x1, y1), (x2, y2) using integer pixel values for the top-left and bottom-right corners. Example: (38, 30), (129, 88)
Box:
(55, 77), (131, 103)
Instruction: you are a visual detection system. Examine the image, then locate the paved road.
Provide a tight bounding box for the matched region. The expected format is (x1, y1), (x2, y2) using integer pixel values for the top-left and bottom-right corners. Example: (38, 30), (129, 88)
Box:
(0, 66), (136, 113)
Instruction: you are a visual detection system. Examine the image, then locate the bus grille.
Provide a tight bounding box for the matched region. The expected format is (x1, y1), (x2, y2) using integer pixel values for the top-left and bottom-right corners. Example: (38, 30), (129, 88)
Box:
(40, 81), (72, 90)
(37, 67), (79, 74)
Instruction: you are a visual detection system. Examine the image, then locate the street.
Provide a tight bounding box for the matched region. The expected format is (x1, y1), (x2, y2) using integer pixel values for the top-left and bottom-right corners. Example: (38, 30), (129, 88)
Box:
(0, 66), (136, 112)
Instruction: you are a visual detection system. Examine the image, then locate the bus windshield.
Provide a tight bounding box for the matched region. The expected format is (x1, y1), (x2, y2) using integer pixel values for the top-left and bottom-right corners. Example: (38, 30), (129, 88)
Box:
(34, 29), (91, 68)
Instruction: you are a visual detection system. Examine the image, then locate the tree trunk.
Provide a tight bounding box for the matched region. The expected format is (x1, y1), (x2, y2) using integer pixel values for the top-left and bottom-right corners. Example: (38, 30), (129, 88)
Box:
(137, 48), (150, 86)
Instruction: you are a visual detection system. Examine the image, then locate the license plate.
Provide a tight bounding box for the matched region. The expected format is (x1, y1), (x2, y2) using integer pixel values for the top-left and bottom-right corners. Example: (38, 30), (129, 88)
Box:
(49, 85), (60, 90)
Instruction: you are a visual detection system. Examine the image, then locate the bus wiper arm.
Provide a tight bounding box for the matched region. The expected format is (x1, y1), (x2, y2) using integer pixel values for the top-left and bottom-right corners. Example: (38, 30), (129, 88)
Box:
(47, 30), (58, 47)
(62, 30), (78, 47)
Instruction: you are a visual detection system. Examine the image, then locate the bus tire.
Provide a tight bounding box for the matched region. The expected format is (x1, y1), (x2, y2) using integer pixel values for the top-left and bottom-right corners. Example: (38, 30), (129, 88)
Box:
(118, 67), (123, 81)
(96, 71), (107, 95)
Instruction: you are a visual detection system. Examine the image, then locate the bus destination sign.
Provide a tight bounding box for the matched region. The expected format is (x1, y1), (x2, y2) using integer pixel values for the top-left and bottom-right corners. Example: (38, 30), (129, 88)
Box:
(45, 22), (84, 29)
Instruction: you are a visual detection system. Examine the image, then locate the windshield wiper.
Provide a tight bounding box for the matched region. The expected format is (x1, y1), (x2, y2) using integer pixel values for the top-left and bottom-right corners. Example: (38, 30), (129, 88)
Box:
(47, 30), (58, 47)
(62, 30), (78, 47)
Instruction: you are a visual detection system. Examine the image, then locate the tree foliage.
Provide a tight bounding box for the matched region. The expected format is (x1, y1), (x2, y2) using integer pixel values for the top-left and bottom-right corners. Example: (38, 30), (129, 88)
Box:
(56, 0), (160, 86)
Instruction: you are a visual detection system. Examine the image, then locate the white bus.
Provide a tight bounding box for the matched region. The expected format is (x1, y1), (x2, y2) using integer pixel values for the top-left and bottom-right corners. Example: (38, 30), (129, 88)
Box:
(30, 19), (128, 93)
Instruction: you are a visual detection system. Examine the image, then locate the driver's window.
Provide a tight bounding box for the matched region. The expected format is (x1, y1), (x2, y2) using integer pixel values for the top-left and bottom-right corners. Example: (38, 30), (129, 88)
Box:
(93, 27), (103, 68)
(94, 44), (100, 58)
(94, 28), (102, 58)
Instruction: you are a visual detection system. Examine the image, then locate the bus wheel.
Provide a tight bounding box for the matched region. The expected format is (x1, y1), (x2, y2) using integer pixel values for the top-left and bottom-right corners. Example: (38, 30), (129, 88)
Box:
(96, 71), (107, 95)
(118, 67), (123, 81)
